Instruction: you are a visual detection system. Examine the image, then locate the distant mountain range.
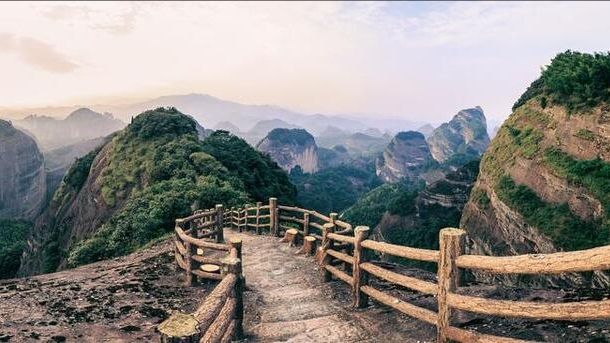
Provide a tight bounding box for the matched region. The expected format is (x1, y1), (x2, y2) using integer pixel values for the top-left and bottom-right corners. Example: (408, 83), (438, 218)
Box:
(1, 93), (425, 139)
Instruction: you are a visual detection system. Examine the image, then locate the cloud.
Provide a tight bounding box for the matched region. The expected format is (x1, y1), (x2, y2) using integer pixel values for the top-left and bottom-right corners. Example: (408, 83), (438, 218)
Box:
(0, 32), (78, 73)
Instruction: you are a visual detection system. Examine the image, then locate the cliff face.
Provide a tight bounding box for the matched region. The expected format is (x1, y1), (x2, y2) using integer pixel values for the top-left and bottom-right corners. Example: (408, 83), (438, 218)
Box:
(427, 107), (490, 164)
(256, 128), (319, 173)
(376, 131), (433, 183)
(0, 120), (46, 221)
(377, 161), (479, 251)
(460, 51), (610, 287)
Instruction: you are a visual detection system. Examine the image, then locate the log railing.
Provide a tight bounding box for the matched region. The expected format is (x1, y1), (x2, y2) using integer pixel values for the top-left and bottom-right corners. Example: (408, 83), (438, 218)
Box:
(222, 198), (610, 343)
(160, 205), (244, 342)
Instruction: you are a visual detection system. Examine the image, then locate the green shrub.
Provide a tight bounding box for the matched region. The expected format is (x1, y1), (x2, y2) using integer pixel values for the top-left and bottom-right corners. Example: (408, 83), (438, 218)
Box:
(574, 129), (596, 141)
(0, 220), (30, 279)
(513, 50), (610, 112)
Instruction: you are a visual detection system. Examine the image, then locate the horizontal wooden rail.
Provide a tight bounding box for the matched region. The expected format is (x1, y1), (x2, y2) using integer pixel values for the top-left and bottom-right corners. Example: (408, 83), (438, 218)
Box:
(278, 205), (308, 213)
(176, 226), (230, 251)
(327, 232), (355, 244)
(456, 245), (610, 274)
(445, 327), (535, 343)
(200, 297), (237, 343)
(192, 269), (224, 280)
(326, 249), (354, 265)
(448, 293), (610, 320)
(325, 265), (353, 285)
(360, 262), (437, 295)
(309, 211), (331, 222)
(361, 239), (439, 262)
(191, 255), (222, 265)
(309, 222), (324, 231)
(361, 285), (437, 325)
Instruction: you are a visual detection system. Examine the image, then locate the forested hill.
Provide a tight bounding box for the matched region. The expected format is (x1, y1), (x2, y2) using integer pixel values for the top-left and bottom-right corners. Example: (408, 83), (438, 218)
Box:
(17, 108), (295, 277)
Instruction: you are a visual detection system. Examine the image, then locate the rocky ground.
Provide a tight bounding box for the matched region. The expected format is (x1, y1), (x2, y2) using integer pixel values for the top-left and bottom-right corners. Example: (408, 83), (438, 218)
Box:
(1, 231), (609, 342)
(0, 240), (210, 342)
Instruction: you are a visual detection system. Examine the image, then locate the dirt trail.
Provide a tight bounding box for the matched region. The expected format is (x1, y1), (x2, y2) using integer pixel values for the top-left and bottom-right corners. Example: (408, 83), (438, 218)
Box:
(225, 230), (435, 343)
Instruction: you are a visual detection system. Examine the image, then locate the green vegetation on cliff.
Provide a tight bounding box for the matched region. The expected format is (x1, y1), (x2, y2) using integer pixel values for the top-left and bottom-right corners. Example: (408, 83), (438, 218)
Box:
(0, 220), (30, 279)
(496, 176), (607, 251)
(61, 108), (294, 268)
(201, 130), (297, 205)
(513, 50), (610, 112)
(290, 164), (381, 214)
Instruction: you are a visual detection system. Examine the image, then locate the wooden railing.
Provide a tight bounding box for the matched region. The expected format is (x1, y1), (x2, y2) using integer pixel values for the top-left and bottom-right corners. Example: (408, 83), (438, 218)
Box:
(223, 198), (610, 343)
(160, 199), (610, 342)
(159, 205), (244, 343)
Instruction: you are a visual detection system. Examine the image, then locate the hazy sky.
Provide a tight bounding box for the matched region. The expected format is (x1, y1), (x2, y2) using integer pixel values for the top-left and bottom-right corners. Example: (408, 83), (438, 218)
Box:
(2, 1), (610, 123)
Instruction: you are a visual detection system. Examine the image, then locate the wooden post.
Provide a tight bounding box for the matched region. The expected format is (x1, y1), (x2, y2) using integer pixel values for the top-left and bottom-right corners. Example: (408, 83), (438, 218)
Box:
(303, 212), (310, 236)
(255, 202), (262, 235)
(237, 208), (243, 233)
(329, 212), (338, 225)
(215, 204), (224, 243)
(221, 256), (244, 340)
(158, 312), (200, 342)
(228, 237), (243, 261)
(320, 223), (335, 282)
(185, 240), (198, 287)
(269, 198), (278, 236)
(230, 207), (235, 230)
(297, 236), (317, 256)
(437, 228), (466, 343)
(352, 226), (370, 308)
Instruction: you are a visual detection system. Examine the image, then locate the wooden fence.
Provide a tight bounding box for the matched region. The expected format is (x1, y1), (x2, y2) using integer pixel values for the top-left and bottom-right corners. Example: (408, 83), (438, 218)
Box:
(159, 205), (244, 343)
(224, 198), (610, 343)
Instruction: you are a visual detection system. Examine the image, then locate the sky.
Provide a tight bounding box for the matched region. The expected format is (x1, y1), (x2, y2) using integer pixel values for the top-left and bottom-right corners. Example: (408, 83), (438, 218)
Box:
(1, 1), (610, 124)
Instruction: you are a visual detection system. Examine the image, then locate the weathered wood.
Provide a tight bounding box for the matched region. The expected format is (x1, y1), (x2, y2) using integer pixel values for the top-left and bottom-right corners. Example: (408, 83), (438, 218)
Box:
(200, 264), (221, 273)
(445, 327), (536, 343)
(280, 228), (299, 246)
(448, 293), (610, 320)
(437, 228), (466, 343)
(324, 265), (353, 285)
(191, 255), (222, 265)
(327, 232), (355, 244)
(192, 270), (224, 281)
(184, 240), (198, 286)
(457, 244), (610, 274)
(158, 312), (200, 343)
(361, 239), (439, 262)
(279, 215), (305, 224)
(194, 274), (237, 330)
(230, 207), (235, 230)
(320, 223), (335, 282)
(309, 211), (331, 222)
(326, 249), (354, 265)
(361, 285), (437, 325)
(269, 198), (279, 236)
(215, 204), (224, 243)
(219, 320), (236, 343)
(277, 205), (308, 213)
(199, 297), (237, 343)
(175, 227), (230, 251)
(255, 202), (262, 235)
(228, 237), (243, 261)
(175, 239), (187, 256)
(302, 212), (310, 236)
(297, 236), (317, 256)
(352, 226), (370, 308)
(309, 222), (324, 231)
(175, 251), (188, 270)
(360, 262), (437, 295)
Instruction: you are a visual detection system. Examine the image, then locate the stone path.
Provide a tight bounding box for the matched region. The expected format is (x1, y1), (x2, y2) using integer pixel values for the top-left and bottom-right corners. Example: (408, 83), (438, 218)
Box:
(224, 230), (435, 342)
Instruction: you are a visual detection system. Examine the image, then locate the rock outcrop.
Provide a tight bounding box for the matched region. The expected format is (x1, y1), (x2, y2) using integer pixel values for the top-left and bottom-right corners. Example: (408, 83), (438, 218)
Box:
(460, 52), (610, 287)
(375, 131), (433, 183)
(15, 108), (124, 150)
(256, 128), (319, 173)
(0, 120), (46, 220)
(427, 107), (490, 164)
